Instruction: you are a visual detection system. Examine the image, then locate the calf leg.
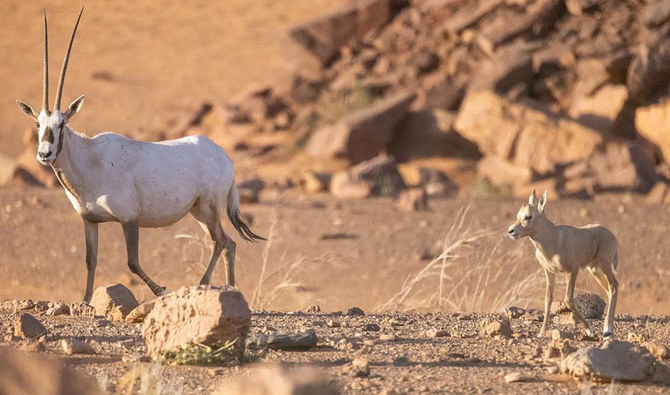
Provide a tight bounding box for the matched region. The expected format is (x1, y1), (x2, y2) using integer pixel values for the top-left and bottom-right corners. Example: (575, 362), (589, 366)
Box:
(565, 271), (594, 335)
(600, 263), (619, 338)
(82, 219), (98, 303)
(539, 268), (555, 337)
(121, 221), (165, 296)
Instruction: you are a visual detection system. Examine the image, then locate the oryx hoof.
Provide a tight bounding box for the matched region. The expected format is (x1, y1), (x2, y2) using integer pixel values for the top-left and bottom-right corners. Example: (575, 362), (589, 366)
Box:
(603, 331), (613, 339)
(152, 286), (167, 297)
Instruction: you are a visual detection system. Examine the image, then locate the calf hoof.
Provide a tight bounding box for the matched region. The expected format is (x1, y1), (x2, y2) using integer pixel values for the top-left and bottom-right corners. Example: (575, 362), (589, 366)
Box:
(603, 331), (613, 339)
(153, 286), (167, 297)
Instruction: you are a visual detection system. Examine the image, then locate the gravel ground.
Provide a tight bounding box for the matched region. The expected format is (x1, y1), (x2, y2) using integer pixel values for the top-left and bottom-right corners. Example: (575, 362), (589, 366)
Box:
(2, 303), (670, 394)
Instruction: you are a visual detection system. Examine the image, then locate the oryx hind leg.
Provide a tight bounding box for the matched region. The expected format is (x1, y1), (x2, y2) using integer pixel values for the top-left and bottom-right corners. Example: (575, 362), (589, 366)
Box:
(191, 202), (236, 287)
(121, 221), (165, 296)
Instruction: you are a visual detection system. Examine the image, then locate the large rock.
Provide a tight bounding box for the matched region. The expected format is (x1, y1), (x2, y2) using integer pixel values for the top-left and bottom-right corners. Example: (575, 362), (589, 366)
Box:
(289, 0), (391, 65)
(307, 91), (416, 164)
(477, 155), (535, 188)
(627, 24), (670, 103)
(455, 91), (604, 174)
(564, 141), (658, 193)
(387, 109), (480, 161)
(636, 99), (670, 161)
(0, 348), (101, 395)
(560, 340), (656, 382)
(90, 284), (139, 322)
(141, 285), (251, 358)
(216, 363), (338, 395)
(569, 84), (628, 134)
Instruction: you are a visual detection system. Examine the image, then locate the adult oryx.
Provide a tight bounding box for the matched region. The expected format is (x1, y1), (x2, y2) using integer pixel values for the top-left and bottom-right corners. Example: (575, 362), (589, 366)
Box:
(16, 8), (264, 303)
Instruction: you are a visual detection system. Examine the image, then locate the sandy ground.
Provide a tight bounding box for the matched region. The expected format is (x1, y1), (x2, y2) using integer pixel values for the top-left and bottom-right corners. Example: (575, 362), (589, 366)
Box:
(1, 187), (670, 316)
(0, 0), (342, 157)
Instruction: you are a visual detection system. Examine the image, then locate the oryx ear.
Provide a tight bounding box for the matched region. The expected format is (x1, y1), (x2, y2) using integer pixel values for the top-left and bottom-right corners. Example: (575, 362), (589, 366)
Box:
(528, 189), (538, 206)
(64, 95), (85, 120)
(538, 190), (548, 212)
(16, 100), (38, 120)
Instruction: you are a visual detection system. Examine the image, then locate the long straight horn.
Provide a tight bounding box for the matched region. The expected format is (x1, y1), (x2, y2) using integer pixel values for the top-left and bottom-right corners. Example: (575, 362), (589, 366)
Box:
(54, 7), (84, 112)
(42, 10), (49, 112)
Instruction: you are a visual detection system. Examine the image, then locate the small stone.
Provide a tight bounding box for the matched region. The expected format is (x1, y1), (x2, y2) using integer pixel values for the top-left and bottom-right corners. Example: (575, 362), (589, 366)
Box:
(364, 323), (380, 332)
(305, 305), (321, 313)
(546, 366), (559, 374)
(327, 320), (341, 328)
(349, 358), (370, 378)
(69, 302), (95, 317)
(17, 300), (35, 310)
(347, 307), (365, 316)
(90, 284), (139, 322)
(34, 301), (49, 312)
(14, 313), (46, 339)
(505, 306), (526, 320)
(480, 317), (512, 338)
(426, 328), (449, 338)
(61, 339), (96, 355)
(46, 302), (70, 317)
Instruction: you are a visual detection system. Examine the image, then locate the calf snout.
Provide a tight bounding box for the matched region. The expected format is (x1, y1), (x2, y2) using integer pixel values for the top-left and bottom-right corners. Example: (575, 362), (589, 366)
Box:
(38, 150), (52, 158)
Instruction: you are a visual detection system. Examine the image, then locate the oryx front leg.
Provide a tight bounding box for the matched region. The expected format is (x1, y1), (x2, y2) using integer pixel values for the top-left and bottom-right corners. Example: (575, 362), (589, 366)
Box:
(565, 271), (594, 336)
(121, 221), (165, 296)
(539, 268), (555, 337)
(83, 219), (98, 303)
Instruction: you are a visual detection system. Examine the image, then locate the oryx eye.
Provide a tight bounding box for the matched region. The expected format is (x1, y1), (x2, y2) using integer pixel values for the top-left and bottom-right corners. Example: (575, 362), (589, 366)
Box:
(35, 121), (39, 127)
(524, 215), (532, 221)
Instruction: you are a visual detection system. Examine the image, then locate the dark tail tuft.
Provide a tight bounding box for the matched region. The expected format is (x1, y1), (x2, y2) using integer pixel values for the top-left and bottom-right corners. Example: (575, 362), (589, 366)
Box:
(227, 182), (266, 242)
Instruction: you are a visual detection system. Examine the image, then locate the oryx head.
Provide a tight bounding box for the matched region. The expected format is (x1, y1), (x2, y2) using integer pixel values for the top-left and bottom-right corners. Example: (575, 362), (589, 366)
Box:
(16, 8), (85, 165)
(507, 190), (548, 240)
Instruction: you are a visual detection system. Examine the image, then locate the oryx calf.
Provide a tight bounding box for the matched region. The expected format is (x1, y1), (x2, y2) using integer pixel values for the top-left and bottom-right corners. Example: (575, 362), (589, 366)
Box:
(16, 9), (264, 303)
(507, 190), (619, 338)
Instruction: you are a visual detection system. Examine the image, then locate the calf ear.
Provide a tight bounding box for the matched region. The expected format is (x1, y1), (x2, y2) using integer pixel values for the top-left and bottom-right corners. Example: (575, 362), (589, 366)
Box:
(64, 95), (85, 120)
(528, 189), (538, 206)
(16, 100), (38, 120)
(538, 190), (548, 212)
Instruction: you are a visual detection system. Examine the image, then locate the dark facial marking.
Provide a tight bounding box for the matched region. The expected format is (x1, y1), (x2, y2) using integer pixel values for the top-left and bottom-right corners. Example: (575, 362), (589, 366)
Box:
(41, 126), (54, 143)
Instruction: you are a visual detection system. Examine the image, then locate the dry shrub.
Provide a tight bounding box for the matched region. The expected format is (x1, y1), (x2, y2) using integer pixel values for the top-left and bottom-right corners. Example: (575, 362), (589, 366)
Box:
(377, 206), (544, 313)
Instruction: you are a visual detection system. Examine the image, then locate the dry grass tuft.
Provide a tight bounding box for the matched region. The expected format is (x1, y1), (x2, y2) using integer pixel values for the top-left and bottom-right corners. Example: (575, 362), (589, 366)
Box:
(377, 206), (544, 313)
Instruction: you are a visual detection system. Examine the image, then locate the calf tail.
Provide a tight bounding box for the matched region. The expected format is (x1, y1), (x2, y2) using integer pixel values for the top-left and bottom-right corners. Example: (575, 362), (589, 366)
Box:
(226, 182), (266, 242)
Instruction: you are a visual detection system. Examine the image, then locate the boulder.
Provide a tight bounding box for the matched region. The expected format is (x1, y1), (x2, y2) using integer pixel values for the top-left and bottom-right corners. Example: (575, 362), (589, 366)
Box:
(307, 91), (416, 164)
(569, 84), (628, 134)
(455, 91), (603, 174)
(636, 99), (670, 161)
(289, 0), (392, 65)
(646, 182), (670, 205)
(90, 284), (139, 322)
(565, 141), (658, 193)
(468, 40), (535, 94)
(627, 25), (670, 103)
(477, 156), (535, 187)
(0, 348), (102, 395)
(560, 340), (655, 382)
(14, 313), (46, 339)
(387, 109), (480, 161)
(350, 155), (406, 196)
(297, 172), (331, 194)
(216, 363), (338, 395)
(61, 339), (96, 355)
(141, 285), (251, 358)
(238, 178), (265, 204)
(0, 153), (20, 187)
(330, 171), (372, 199)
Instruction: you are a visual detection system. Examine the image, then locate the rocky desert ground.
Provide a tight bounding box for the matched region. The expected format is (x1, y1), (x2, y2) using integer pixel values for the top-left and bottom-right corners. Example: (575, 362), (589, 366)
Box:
(2, 0), (670, 393)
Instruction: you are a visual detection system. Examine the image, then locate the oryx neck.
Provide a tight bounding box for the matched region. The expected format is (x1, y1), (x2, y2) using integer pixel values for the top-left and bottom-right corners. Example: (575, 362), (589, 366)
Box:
(529, 215), (558, 252)
(50, 126), (89, 202)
